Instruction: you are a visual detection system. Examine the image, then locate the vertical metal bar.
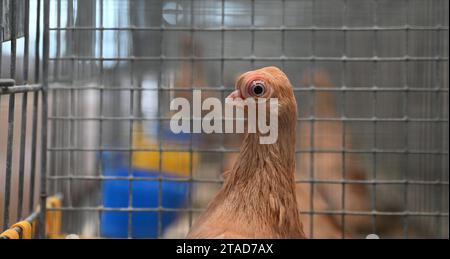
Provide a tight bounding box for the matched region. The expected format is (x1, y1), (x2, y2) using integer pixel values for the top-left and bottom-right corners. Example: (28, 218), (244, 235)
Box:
(17, 92), (28, 220)
(2, 0), (17, 230)
(46, 1), (52, 200)
(9, 0), (17, 78)
(433, 0), (443, 238)
(188, 0), (195, 231)
(28, 91), (39, 213)
(128, 21), (135, 239)
(250, 0), (255, 69)
(403, 0), (410, 239)
(39, 0), (50, 239)
(3, 93), (15, 230)
(17, 0), (31, 221)
(127, 87), (134, 238)
(426, 0), (435, 233)
(189, 0), (197, 232)
(371, 0), (379, 235)
(156, 1), (164, 238)
(97, 0), (104, 237)
(438, 0), (447, 239)
(67, 0), (73, 85)
(49, 0), (57, 198)
(422, 4), (434, 237)
(53, 0), (61, 80)
(308, 0), (316, 239)
(115, 5), (120, 67)
(69, 0), (75, 214)
(219, 0), (225, 176)
(68, 56), (75, 209)
(35, 0), (41, 83)
(23, 0), (30, 83)
(341, 0), (348, 239)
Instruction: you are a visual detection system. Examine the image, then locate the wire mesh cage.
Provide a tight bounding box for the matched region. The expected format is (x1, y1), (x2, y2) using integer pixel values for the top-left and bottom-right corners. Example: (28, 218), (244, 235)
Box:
(1, 0), (449, 239)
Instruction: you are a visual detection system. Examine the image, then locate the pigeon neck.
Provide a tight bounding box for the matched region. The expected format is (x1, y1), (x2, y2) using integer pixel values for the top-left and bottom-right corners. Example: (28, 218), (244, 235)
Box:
(235, 111), (297, 179)
(221, 111), (302, 235)
(242, 127), (296, 176)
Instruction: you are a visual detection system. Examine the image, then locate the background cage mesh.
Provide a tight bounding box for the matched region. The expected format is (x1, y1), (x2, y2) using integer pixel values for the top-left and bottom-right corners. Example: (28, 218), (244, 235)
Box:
(1, 0), (447, 239)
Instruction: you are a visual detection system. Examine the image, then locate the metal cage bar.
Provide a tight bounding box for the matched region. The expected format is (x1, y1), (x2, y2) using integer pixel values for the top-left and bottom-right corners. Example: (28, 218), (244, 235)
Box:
(1, 0), (46, 239)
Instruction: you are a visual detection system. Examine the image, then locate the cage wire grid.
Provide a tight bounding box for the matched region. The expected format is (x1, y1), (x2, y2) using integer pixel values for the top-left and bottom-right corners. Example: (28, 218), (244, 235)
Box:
(1, 0), (448, 239)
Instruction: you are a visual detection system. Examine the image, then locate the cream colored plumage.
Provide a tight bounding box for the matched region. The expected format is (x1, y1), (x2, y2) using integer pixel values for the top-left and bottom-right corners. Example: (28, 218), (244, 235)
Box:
(187, 66), (305, 239)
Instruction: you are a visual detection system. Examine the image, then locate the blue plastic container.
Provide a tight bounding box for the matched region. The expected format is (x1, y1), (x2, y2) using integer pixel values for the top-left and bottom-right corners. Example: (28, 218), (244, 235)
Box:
(100, 166), (188, 238)
(99, 128), (198, 238)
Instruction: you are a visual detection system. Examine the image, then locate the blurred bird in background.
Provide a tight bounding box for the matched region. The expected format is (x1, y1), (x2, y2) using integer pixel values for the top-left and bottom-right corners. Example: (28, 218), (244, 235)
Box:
(297, 71), (371, 238)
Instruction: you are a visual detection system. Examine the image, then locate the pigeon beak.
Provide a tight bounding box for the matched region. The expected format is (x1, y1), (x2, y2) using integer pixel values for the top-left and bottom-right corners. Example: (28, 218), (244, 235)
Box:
(226, 89), (242, 100)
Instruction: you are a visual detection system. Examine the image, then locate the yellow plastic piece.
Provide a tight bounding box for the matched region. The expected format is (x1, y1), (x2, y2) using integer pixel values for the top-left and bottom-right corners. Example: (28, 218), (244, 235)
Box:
(131, 124), (199, 177)
(46, 196), (62, 239)
(0, 229), (20, 239)
(10, 221), (32, 239)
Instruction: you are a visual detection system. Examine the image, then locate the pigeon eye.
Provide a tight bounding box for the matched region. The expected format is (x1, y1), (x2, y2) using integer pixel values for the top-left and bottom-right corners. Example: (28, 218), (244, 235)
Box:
(249, 81), (265, 97)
